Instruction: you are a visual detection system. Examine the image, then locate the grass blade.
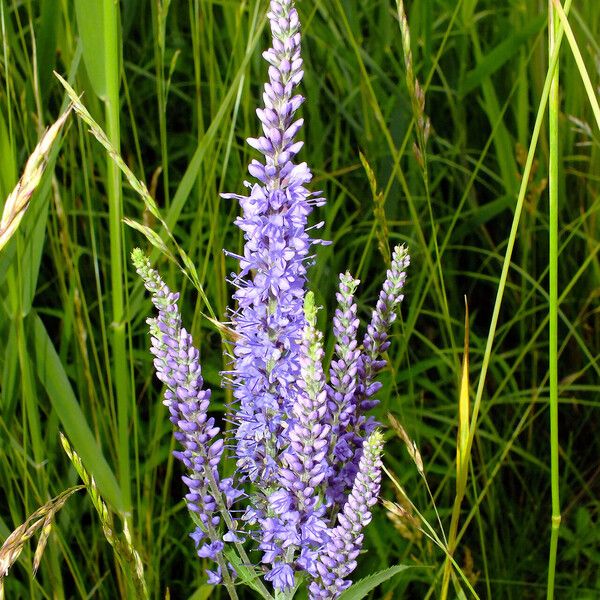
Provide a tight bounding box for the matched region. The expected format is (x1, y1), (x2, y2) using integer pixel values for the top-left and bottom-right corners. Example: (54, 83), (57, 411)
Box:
(29, 313), (124, 513)
(73, 0), (108, 98)
(551, 0), (600, 131)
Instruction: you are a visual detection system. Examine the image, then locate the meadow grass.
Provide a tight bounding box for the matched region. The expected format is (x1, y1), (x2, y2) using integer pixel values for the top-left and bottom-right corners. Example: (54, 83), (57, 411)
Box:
(1, 0), (599, 598)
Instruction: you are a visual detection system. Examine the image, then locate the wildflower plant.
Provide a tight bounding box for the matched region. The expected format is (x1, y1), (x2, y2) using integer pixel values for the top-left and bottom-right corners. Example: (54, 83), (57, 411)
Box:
(133, 1), (410, 598)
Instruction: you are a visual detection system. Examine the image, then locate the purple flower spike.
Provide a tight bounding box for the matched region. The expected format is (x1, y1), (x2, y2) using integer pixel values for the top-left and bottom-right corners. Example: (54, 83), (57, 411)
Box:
(309, 431), (385, 600)
(222, 0), (325, 486)
(132, 249), (234, 576)
(326, 272), (362, 503)
(337, 245), (410, 496)
(360, 244), (410, 408)
(133, 0), (412, 594)
(260, 293), (331, 588)
(281, 292), (330, 513)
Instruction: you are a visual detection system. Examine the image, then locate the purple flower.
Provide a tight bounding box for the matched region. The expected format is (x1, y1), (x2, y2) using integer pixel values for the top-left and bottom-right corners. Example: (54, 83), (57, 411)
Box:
(256, 293), (331, 586)
(133, 0), (412, 595)
(197, 541), (224, 559)
(359, 245), (411, 412)
(132, 249), (233, 575)
(309, 431), (385, 599)
(328, 273), (361, 430)
(325, 272), (362, 503)
(335, 245), (410, 499)
(206, 566), (222, 585)
(222, 0), (330, 586)
(222, 0), (325, 489)
(265, 562), (295, 590)
(280, 293), (331, 512)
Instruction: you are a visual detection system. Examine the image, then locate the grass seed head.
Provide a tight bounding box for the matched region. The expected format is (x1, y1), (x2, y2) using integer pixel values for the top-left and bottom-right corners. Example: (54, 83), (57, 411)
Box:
(0, 107), (71, 252)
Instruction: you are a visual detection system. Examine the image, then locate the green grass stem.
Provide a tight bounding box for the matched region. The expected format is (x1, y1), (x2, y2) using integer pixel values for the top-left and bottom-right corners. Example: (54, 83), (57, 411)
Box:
(551, 0), (600, 131)
(100, 0), (131, 520)
(546, 2), (560, 599)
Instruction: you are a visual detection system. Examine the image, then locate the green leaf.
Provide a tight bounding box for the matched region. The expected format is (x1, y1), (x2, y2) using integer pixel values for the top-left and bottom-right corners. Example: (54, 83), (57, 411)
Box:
(74, 0), (108, 98)
(224, 548), (268, 597)
(19, 169), (53, 315)
(337, 565), (410, 600)
(1, 318), (18, 419)
(30, 313), (124, 513)
(186, 586), (214, 600)
(0, 106), (17, 198)
(37, 0), (60, 100)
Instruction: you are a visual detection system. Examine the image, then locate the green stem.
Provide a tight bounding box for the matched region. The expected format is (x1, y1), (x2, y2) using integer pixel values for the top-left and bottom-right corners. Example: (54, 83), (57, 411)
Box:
(546, 2), (561, 599)
(204, 519), (239, 600)
(153, 0), (170, 207)
(203, 463), (274, 600)
(102, 0), (130, 515)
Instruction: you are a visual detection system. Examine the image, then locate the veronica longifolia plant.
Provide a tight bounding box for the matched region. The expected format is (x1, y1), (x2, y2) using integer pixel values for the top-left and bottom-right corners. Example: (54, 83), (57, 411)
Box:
(133, 1), (410, 598)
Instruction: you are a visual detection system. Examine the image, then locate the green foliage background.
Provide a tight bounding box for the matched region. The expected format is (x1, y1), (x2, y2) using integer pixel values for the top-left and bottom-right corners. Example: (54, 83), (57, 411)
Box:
(0, 0), (599, 598)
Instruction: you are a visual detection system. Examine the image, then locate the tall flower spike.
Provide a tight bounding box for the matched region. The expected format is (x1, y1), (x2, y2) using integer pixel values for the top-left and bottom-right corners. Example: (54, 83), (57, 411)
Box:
(326, 273), (362, 503)
(264, 293), (331, 581)
(327, 245), (409, 502)
(358, 244), (410, 419)
(132, 250), (240, 583)
(282, 292), (331, 514)
(334, 245), (409, 497)
(248, 0), (306, 185)
(309, 431), (385, 600)
(222, 0), (324, 485)
(134, 0), (411, 594)
(361, 245), (410, 408)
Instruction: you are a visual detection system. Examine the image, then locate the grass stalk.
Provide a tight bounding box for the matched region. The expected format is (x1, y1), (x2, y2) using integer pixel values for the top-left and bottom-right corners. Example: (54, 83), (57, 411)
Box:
(551, 0), (600, 131)
(59, 434), (148, 600)
(152, 0), (171, 207)
(101, 0), (131, 516)
(546, 2), (560, 598)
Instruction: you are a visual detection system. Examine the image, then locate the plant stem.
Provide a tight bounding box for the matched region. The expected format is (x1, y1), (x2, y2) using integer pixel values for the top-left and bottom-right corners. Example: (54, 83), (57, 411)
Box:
(152, 0), (170, 207)
(203, 466), (274, 600)
(102, 0), (131, 515)
(546, 2), (561, 599)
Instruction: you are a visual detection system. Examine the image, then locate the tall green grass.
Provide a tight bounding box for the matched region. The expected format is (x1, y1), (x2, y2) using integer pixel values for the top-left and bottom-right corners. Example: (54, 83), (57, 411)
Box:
(1, 0), (599, 598)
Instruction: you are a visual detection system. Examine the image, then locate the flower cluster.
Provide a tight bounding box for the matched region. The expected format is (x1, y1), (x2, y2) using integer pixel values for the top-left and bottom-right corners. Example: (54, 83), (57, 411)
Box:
(132, 249), (241, 587)
(221, 0), (324, 490)
(331, 245), (411, 501)
(310, 431), (385, 598)
(134, 1), (410, 598)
